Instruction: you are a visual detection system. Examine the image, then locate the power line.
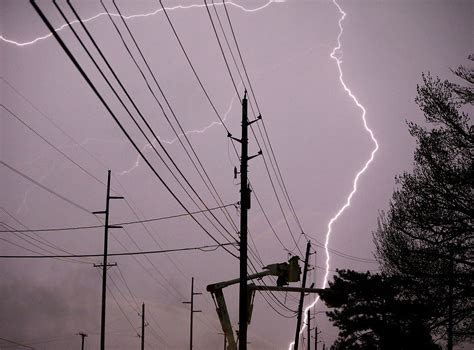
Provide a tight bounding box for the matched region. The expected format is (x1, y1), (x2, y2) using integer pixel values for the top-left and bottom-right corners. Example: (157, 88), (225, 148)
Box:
(62, 0), (238, 251)
(115, 182), (192, 300)
(0, 337), (35, 349)
(204, 0), (240, 97)
(157, 0), (236, 136)
(30, 0), (237, 259)
(1, 160), (90, 213)
(155, 0), (302, 264)
(0, 203), (236, 233)
(0, 76), (113, 179)
(104, 0), (240, 240)
(0, 242), (236, 259)
(0, 214), (90, 265)
(2, 69), (224, 314)
(204, 0), (303, 255)
(96, 269), (138, 337)
(220, 0), (306, 247)
(310, 238), (377, 263)
(1, 75), (223, 305)
(1, 103), (106, 189)
(247, 256), (297, 319)
(203, 0), (298, 257)
(108, 272), (139, 317)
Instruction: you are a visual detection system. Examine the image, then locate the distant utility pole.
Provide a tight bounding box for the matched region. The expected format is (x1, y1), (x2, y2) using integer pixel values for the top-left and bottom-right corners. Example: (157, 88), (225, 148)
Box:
(228, 91), (261, 350)
(182, 277), (202, 350)
(447, 249), (454, 350)
(307, 309), (311, 350)
(141, 303), (146, 350)
(76, 332), (87, 350)
(93, 170), (123, 350)
(314, 323), (318, 350)
(294, 241), (311, 350)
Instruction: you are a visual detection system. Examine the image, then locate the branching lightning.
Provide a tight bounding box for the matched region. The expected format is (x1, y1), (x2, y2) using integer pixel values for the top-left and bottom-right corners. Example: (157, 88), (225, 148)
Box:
(2, 0), (378, 346)
(288, 0), (379, 349)
(0, 1), (284, 47)
(0, 1), (274, 177)
(119, 87), (240, 176)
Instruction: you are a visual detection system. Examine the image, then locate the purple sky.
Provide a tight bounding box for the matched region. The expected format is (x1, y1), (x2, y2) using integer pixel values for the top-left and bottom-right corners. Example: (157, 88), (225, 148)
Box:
(1, 0), (472, 349)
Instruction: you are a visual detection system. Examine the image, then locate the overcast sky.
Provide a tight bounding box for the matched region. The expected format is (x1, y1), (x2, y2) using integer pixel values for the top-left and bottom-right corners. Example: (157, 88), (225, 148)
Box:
(1, 0), (472, 349)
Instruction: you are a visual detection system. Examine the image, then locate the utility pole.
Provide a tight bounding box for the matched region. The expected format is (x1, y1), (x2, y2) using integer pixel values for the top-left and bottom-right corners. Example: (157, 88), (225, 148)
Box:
(447, 249), (454, 350)
(76, 332), (87, 350)
(93, 170), (123, 350)
(238, 90), (250, 350)
(228, 91), (261, 350)
(141, 303), (146, 350)
(314, 323), (318, 350)
(182, 277), (202, 350)
(294, 241), (311, 350)
(307, 309), (311, 350)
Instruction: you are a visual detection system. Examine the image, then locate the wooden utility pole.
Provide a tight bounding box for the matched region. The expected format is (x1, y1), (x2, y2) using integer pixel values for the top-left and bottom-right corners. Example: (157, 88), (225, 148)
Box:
(447, 249), (454, 350)
(76, 332), (87, 350)
(228, 91), (261, 350)
(141, 303), (145, 350)
(294, 241), (311, 350)
(93, 170), (123, 350)
(183, 277), (202, 350)
(307, 309), (311, 350)
(238, 91), (249, 350)
(314, 323), (318, 350)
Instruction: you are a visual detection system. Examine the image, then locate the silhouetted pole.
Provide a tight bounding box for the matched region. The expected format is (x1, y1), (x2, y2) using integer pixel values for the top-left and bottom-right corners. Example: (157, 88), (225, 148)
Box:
(93, 170), (123, 350)
(228, 91), (261, 350)
(238, 91), (249, 350)
(183, 277), (202, 349)
(294, 241), (311, 350)
(314, 324), (318, 350)
(307, 309), (311, 350)
(322, 343), (325, 350)
(447, 249), (454, 350)
(141, 303), (145, 350)
(77, 332), (87, 350)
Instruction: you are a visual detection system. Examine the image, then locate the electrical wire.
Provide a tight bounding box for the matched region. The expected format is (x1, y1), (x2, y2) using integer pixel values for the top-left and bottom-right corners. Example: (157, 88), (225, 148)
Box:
(204, 0), (302, 257)
(155, 0), (303, 266)
(223, 0), (306, 249)
(61, 1), (239, 251)
(2, 71), (235, 332)
(1, 160), (90, 214)
(1, 104), (106, 189)
(0, 203), (237, 233)
(105, 0), (239, 239)
(0, 242), (237, 259)
(0, 77), (112, 180)
(156, 0), (236, 136)
(30, 0), (238, 259)
(203, 0), (303, 255)
(0, 220), (90, 265)
(114, 268), (169, 346)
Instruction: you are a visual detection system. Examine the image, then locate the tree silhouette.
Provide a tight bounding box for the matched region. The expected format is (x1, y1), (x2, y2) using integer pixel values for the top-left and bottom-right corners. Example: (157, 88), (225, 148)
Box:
(373, 57), (473, 345)
(320, 269), (440, 349)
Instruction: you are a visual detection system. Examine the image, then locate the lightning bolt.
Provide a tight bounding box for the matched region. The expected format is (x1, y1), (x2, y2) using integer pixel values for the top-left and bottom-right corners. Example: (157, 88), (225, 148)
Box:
(118, 86), (240, 176)
(3, 1), (378, 345)
(0, 0), (284, 47)
(0, 1), (273, 176)
(288, 1), (379, 349)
